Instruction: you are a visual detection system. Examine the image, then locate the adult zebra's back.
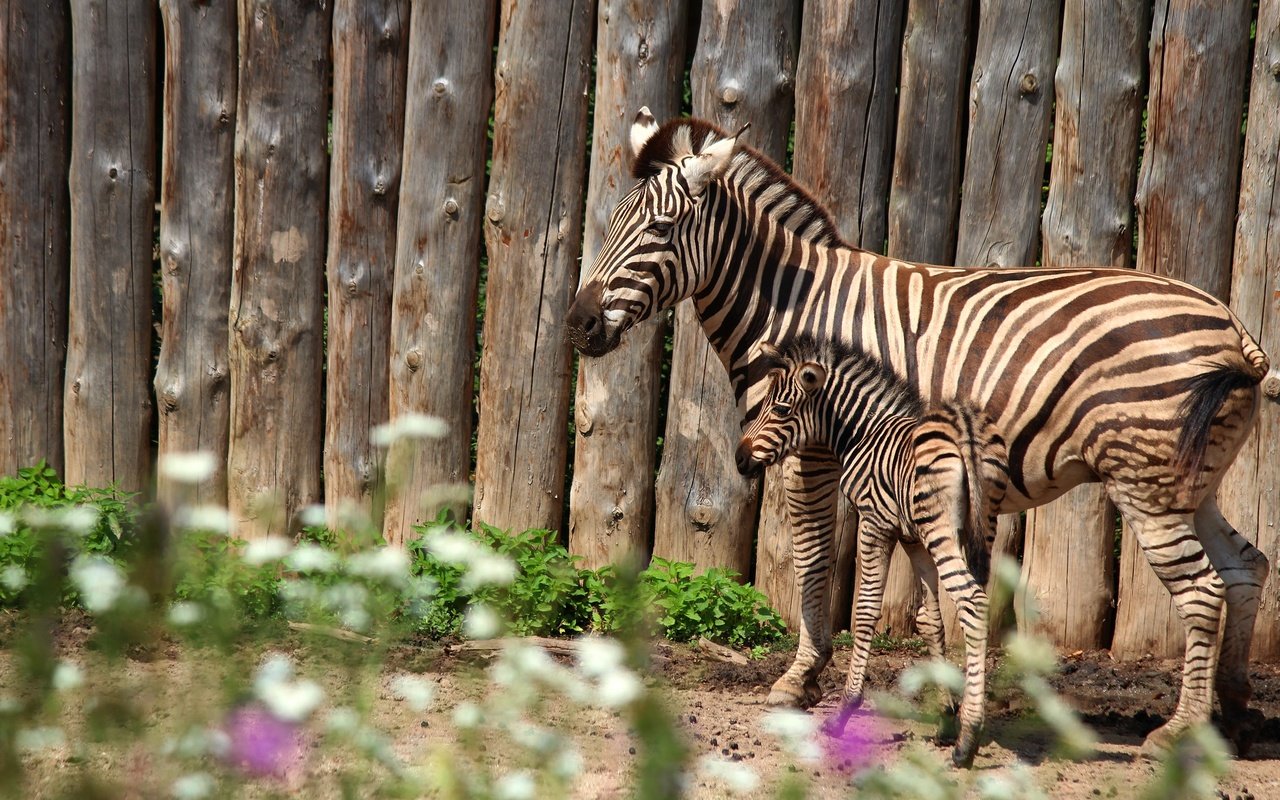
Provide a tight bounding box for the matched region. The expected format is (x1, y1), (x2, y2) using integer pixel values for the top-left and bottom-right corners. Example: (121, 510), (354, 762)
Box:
(565, 111), (1274, 754)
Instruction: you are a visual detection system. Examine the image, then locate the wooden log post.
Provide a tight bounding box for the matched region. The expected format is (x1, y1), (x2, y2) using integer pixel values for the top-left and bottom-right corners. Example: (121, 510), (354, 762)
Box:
(472, 0), (594, 534)
(654, 0), (798, 584)
(228, 1), (332, 538)
(877, 0), (974, 636)
(324, 0), (410, 530)
(1217, 0), (1280, 661)
(757, 0), (906, 631)
(382, 2), (496, 547)
(950, 0), (1062, 646)
(64, 0), (157, 494)
(567, 0), (689, 569)
(1112, 0), (1250, 660)
(1019, 0), (1147, 651)
(0, 1), (70, 476)
(155, 0), (237, 506)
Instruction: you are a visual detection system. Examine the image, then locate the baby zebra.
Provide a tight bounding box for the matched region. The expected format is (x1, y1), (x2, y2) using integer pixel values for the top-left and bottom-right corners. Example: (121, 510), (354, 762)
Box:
(734, 334), (1008, 767)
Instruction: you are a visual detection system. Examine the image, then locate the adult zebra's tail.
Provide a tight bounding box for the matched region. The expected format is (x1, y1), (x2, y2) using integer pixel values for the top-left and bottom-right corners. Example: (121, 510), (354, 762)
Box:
(954, 409), (993, 588)
(1173, 360), (1266, 483)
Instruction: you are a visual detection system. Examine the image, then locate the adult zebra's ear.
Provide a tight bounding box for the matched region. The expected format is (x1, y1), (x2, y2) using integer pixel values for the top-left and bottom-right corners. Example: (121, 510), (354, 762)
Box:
(681, 128), (743, 196)
(798, 362), (826, 393)
(754, 340), (788, 378)
(630, 106), (660, 159)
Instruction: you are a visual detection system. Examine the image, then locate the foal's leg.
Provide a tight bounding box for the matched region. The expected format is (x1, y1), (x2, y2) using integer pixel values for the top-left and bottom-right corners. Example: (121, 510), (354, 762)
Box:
(903, 538), (961, 744)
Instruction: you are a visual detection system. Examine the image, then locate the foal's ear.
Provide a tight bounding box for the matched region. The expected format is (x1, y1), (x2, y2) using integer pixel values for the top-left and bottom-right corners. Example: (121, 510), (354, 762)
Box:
(754, 341), (787, 376)
(681, 124), (747, 196)
(630, 106), (660, 159)
(798, 362), (827, 393)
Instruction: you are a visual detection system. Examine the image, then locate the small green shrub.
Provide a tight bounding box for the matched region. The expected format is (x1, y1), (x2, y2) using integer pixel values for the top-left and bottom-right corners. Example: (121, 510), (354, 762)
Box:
(640, 557), (787, 649)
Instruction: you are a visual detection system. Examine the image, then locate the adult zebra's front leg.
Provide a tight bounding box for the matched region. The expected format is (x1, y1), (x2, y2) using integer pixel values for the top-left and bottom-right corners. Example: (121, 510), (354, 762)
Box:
(766, 449), (842, 708)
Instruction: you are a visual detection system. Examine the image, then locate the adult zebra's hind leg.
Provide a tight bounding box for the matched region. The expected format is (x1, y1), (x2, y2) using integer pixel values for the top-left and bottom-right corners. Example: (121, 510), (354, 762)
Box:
(1196, 498), (1269, 754)
(766, 451), (841, 709)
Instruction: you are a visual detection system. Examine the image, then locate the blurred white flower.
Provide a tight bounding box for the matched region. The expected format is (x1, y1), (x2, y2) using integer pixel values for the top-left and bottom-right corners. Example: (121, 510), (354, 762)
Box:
(494, 770), (536, 800)
(168, 601), (205, 627)
(159, 452), (217, 485)
(25, 506), (98, 535)
(762, 708), (821, 763)
(452, 701), (482, 729)
(976, 763), (1046, 800)
(595, 668), (643, 709)
(325, 707), (361, 735)
(243, 536), (292, 565)
(340, 606), (372, 632)
(171, 772), (215, 800)
(69, 555), (126, 613)
(15, 726), (65, 753)
(0, 512), (15, 535)
(175, 505), (232, 535)
(461, 553), (517, 590)
(51, 660), (83, 692)
(463, 604), (501, 639)
(347, 547), (410, 583)
(576, 636), (627, 678)
(1004, 632), (1057, 675)
(390, 675), (436, 712)
(899, 658), (965, 698)
(1, 565), (27, 593)
(699, 756), (761, 795)
(254, 654), (325, 722)
(287, 542), (338, 573)
(424, 529), (484, 565)
(551, 745), (584, 780)
(297, 504), (327, 528)
(371, 414), (448, 446)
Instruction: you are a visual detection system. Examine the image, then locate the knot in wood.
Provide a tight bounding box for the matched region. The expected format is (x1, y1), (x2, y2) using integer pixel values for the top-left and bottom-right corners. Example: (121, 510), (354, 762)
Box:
(1263, 376), (1280, 399)
(108, 167), (118, 180)
(486, 195), (504, 224)
(576, 404), (593, 434)
(161, 388), (179, 412)
(1018, 73), (1038, 96)
(1271, 60), (1280, 80)
(432, 78), (449, 96)
(346, 278), (359, 296)
(689, 506), (715, 532)
(443, 198), (460, 218)
(610, 507), (624, 522)
(637, 37), (650, 66)
(719, 84), (741, 107)
(372, 177), (388, 196)
(406, 348), (423, 371)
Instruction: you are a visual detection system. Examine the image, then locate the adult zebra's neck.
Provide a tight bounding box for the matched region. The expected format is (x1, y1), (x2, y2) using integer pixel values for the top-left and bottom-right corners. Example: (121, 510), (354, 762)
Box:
(688, 149), (847, 376)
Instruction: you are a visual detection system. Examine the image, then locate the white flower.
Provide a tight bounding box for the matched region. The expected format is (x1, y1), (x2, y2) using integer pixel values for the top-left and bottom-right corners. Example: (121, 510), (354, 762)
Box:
(1004, 632), (1057, 675)
(576, 636), (627, 678)
(0, 511), (16, 535)
(452, 701), (482, 729)
(175, 505), (232, 535)
(463, 604), (501, 639)
(1, 565), (27, 593)
(461, 553), (517, 590)
(390, 675), (436, 712)
(899, 658), (965, 697)
(159, 452), (217, 485)
(347, 547), (410, 583)
(699, 756), (761, 795)
(325, 707), (361, 735)
(424, 529), (484, 565)
(595, 668), (643, 708)
(167, 601), (204, 627)
(243, 536), (292, 565)
(25, 506), (98, 535)
(69, 556), (126, 613)
(976, 763), (1046, 800)
(171, 772), (215, 800)
(297, 504), (327, 528)
(287, 542), (338, 573)
(494, 770), (536, 800)
(255, 653), (295, 690)
(15, 726), (65, 753)
(551, 746), (584, 780)
(371, 414), (448, 446)
(762, 709), (821, 762)
(51, 661), (83, 692)
(253, 653), (325, 722)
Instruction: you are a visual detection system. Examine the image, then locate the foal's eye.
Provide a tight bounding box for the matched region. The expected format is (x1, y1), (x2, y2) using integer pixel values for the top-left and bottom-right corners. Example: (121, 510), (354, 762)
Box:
(770, 403), (792, 416)
(646, 218), (674, 237)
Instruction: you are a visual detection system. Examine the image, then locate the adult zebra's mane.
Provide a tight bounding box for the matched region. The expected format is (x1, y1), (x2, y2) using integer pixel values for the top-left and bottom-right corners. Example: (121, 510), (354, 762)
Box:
(779, 334), (924, 418)
(632, 117), (846, 248)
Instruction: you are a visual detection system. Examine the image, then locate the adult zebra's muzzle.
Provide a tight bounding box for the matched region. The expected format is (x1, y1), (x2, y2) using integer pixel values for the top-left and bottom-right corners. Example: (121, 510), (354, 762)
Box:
(566, 280), (621, 357)
(734, 438), (764, 478)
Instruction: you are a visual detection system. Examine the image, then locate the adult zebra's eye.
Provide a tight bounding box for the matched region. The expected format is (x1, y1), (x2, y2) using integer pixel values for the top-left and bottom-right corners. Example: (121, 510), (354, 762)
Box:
(646, 218), (674, 237)
(770, 402), (792, 416)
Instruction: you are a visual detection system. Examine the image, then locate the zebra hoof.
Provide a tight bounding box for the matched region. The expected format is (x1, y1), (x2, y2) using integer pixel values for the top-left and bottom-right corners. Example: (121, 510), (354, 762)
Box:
(766, 676), (824, 709)
(1225, 708), (1264, 758)
(1139, 723), (1180, 758)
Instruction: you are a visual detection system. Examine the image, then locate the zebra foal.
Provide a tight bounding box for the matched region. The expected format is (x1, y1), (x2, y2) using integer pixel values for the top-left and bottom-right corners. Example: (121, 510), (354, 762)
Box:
(735, 334), (1007, 767)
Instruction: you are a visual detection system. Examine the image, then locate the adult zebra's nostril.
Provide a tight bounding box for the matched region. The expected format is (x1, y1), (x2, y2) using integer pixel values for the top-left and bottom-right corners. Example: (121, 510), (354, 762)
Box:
(580, 314), (600, 335)
(734, 440), (758, 476)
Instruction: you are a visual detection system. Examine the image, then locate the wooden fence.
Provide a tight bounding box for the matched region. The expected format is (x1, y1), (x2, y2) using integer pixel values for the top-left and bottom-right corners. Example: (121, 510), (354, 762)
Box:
(1, 0), (1277, 661)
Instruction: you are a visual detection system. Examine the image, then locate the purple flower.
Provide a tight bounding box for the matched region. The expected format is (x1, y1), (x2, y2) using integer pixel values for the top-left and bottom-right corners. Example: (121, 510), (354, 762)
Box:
(822, 708), (885, 773)
(222, 705), (305, 778)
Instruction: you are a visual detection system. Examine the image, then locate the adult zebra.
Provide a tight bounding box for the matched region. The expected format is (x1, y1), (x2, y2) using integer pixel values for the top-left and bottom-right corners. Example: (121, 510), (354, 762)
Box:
(565, 111), (1273, 753)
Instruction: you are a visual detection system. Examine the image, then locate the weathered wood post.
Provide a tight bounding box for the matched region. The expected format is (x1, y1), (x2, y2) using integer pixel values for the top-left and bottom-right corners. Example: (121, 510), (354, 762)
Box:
(1113, 0), (1251, 660)
(756, 0), (906, 631)
(64, 0), (157, 494)
(472, 0), (594, 534)
(877, 0), (974, 636)
(1217, 0), (1280, 661)
(382, 1), (497, 547)
(568, 0), (689, 569)
(228, 1), (332, 538)
(951, 0), (1062, 645)
(1020, 0), (1147, 651)
(155, 0), (237, 506)
(324, 0), (410, 528)
(653, 0), (799, 580)
(0, 0), (70, 476)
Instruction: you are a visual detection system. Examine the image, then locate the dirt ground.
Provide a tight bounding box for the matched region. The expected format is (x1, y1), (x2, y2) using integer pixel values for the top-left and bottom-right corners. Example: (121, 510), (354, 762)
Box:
(6, 616), (1280, 799)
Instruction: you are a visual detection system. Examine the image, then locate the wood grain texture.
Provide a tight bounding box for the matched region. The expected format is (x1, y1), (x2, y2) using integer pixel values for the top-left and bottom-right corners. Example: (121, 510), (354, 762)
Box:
(1113, 0), (1251, 660)
(1020, 0), (1147, 651)
(759, 0), (906, 631)
(654, 0), (798, 585)
(886, 0), (974, 265)
(64, 0), (157, 493)
(568, 0), (688, 569)
(382, 0), (496, 547)
(0, 0), (70, 476)
(228, 0), (331, 538)
(1218, 0), (1280, 661)
(955, 0), (1062, 268)
(472, 0), (594, 534)
(324, 0), (409, 528)
(877, 0), (974, 635)
(155, 0), (237, 505)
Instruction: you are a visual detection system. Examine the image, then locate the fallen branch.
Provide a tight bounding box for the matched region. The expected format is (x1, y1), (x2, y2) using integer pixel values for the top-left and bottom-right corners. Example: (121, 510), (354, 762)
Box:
(448, 636), (581, 658)
(287, 621), (375, 645)
(697, 637), (749, 665)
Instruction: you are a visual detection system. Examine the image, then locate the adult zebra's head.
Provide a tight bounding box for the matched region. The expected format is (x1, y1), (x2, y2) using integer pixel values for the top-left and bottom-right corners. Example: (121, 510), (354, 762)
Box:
(734, 341), (829, 477)
(566, 109), (745, 357)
